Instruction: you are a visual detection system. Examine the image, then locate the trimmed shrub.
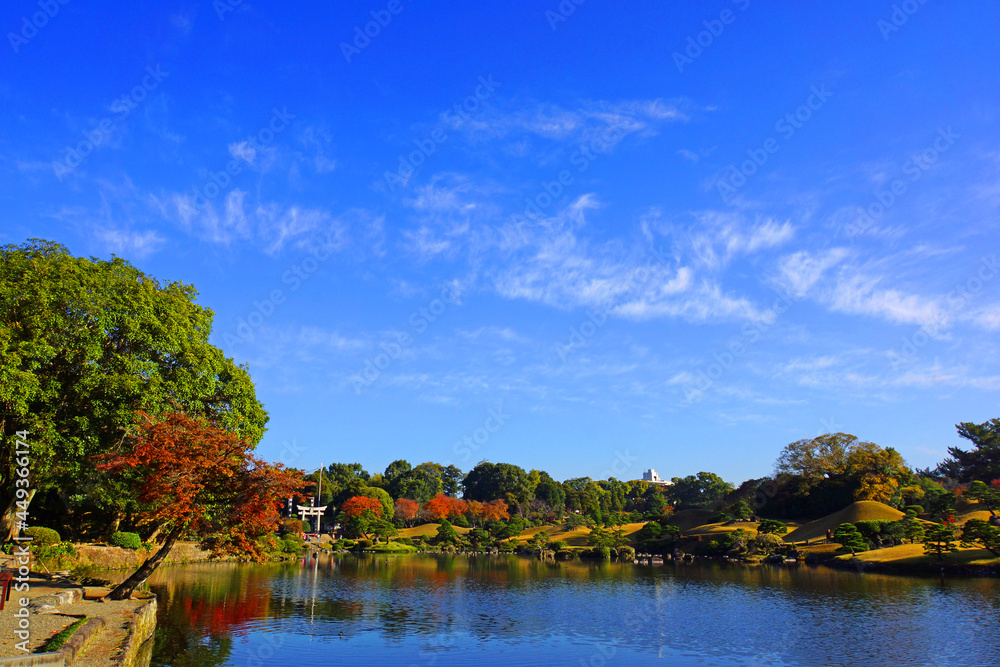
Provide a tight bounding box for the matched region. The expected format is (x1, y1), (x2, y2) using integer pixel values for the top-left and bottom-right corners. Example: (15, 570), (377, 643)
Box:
(616, 545), (636, 560)
(281, 534), (305, 554)
(453, 515), (470, 528)
(355, 539), (373, 550)
(904, 505), (924, 516)
(24, 527), (61, 546)
(110, 531), (142, 550)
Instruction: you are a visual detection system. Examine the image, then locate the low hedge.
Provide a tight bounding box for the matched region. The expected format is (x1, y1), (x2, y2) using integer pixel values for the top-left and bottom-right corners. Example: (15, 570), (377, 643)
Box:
(24, 526), (61, 546)
(110, 531), (142, 550)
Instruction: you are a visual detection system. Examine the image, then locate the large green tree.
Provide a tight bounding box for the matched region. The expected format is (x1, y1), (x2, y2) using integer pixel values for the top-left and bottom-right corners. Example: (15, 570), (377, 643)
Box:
(774, 432), (864, 480)
(0, 241), (268, 540)
(940, 419), (1000, 483)
(462, 462), (534, 506)
(668, 472), (733, 509)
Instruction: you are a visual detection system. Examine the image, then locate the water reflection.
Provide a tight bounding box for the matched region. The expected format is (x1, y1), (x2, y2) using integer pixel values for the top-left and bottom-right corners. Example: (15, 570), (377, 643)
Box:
(145, 555), (1000, 666)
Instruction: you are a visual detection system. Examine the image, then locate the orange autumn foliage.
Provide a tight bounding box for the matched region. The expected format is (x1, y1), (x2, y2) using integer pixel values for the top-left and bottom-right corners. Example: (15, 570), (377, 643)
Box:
(97, 411), (305, 560)
(481, 498), (509, 522)
(424, 493), (466, 520)
(394, 498), (419, 524)
(342, 495), (384, 518)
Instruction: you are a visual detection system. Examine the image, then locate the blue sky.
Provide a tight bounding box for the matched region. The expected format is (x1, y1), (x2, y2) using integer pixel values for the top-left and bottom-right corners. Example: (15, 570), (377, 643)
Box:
(3, 1), (999, 484)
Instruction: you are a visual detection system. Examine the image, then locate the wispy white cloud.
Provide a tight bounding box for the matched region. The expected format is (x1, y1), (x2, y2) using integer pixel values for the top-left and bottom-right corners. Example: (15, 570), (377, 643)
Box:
(93, 226), (165, 258)
(775, 248), (851, 297)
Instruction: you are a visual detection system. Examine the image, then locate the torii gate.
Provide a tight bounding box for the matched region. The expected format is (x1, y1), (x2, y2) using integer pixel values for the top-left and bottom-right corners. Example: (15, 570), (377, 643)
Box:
(298, 502), (327, 534)
(296, 464), (328, 533)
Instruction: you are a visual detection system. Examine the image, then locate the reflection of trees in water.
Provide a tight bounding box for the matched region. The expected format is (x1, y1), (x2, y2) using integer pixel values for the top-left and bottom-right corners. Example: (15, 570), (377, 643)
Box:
(151, 616), (232, 667)
(143, 555), (1000, 666)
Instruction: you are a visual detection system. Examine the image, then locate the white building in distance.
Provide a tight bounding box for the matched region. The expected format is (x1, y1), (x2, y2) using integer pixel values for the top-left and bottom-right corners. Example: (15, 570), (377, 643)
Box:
(642, 469), (671, 485)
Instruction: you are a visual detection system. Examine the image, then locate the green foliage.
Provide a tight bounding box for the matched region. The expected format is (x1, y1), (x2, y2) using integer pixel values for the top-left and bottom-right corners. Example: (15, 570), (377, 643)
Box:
(587, 525), (627, 549)
(0, 240), (268, 538)
(616, 545), (635, 560)
(32, 541), (76, 566)
(37, 618), (87, 653)
(368, 541), (418, 553)
(23, 526), (60, 546)
(355, 538), (372, 550)
(467, 528), (492, 549)
(940, 419), (1000, 482)
(462, 462), (534, 507)
(453, 515), (470, 528)
(727, 501), (753, 520)
(960, 518), (1000, 555)
(853, 520), (891, 544)
(752, 533), (784, 556)
(660, 525), (682, 542)
(756, 519), (787, 535)
(384, 461), (444, 504)
(903, 505), (925, 516)
(897, 514), (926, 544)
(880, 520), (907, 546)
(434, 519), (458, 545)
(490, 517), (525, 540)
(635, 521), (663, 542)
(565, 513), (587, 529)
(668, 472), (734, 509)
(526, 530), (551, 553)
(534, 473), (566, 508)
(833, 523), (868, 553)
(966, 480), (1000, 515)
(371, 519), (398, 542)
(281, 535), (304, 554)
(357, 487), (394, 520)
(923, 524), (958, 561)
(110, 531), (142, 550)
(323, 463), (371, 507)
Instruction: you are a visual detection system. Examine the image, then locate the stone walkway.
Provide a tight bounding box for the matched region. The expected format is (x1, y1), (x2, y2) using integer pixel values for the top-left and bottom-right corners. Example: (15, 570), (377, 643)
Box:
(0, 557), (144, 664)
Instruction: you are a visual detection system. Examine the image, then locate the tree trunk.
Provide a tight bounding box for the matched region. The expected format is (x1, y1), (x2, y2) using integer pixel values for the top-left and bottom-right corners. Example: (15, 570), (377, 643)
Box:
(106, 513), (122, 540)
(0, 490), (36, 542)
(107, 522), (185, 600)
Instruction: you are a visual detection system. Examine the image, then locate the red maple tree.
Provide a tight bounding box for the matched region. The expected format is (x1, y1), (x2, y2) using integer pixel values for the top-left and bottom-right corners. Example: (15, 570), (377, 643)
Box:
(342, 496), (384, 518)
(481, 499), (510, 522)
(424, 493), (466, 520)
(394, 498), (419, 526)
(97, 411), (305, 600)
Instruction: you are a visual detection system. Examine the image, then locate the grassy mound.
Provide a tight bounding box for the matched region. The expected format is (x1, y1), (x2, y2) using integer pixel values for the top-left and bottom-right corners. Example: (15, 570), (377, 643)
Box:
(785, 501), (905, 543)
(954, 505), (996, 526)
(685, 521), (758, 537)
(665, 510), (718, 532)
(398, 523), (471, 539)
(840, 543), (999, 567)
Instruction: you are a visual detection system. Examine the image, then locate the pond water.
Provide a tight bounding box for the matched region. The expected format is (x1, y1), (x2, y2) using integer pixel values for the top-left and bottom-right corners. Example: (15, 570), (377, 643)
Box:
(142, 554), (1000, 666)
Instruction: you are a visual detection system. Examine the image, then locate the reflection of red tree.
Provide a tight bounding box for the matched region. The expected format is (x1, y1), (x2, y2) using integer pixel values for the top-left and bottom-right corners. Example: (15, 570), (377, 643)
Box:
(176, 589), (272, 634)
